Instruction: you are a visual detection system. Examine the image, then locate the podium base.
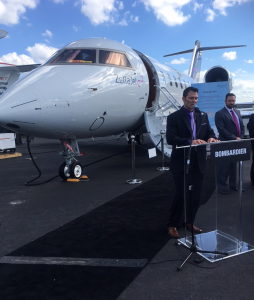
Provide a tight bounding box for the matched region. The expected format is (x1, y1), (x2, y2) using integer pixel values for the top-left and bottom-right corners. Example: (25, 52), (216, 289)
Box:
(178, 230), (254, 262)
(126, 179), (142, 184)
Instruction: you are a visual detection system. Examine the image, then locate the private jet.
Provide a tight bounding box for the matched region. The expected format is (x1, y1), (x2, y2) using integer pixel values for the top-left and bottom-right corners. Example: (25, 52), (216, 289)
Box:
(0, 37), (245, 180)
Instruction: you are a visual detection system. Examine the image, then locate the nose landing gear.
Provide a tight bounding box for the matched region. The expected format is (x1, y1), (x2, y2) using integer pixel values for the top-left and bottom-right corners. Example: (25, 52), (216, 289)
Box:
(59, 139), (84, 180)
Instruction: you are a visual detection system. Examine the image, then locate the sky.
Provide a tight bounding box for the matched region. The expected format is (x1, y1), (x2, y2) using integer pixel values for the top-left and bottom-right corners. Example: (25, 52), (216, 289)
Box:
(0, 0), (254, 102)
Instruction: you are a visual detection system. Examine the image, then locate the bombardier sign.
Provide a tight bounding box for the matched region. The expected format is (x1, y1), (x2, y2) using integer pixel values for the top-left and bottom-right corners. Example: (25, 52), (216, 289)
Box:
(211, 140), (251, 164)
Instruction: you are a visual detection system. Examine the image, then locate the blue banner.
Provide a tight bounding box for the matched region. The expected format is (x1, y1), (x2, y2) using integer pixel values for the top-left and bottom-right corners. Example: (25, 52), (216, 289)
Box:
(191, 81), (229, 136)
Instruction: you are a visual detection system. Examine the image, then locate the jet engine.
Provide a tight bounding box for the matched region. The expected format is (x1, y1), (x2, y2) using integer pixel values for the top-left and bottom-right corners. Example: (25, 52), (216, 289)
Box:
(204, 66), (233, 92)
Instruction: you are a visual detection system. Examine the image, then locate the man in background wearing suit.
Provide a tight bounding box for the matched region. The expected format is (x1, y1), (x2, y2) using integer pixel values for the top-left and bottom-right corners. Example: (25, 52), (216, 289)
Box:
(247, 113), (254, 189)
(215, 93), (245, 194)
(166, 87), (219, 238)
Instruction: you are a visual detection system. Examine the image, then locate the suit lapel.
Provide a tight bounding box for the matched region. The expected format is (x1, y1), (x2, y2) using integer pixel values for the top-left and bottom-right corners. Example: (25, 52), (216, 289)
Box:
(180, 107), (192, 137)
(224, 107), (236, 125)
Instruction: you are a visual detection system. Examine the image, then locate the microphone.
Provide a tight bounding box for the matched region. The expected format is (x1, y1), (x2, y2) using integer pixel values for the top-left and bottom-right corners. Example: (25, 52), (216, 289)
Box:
(193, 104), (201, 113)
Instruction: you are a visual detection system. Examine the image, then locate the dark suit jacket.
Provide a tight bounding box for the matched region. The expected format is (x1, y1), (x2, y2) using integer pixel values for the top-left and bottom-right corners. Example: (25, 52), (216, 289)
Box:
(215, 107), (244, 141)
(247, 113), (254, 149)
(166, 106), (217, 174)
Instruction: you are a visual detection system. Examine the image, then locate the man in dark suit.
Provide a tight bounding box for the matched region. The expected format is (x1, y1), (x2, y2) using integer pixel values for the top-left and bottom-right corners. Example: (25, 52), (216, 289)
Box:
(215, 93), (245, 194)
(166, 87), (219, 238)
(247, 114), (254, 188)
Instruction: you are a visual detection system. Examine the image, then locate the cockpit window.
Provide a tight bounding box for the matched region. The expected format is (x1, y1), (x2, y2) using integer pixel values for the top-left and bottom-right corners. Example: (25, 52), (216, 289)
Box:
(99, 50), (131, 68)
(50, 49), (96, 64)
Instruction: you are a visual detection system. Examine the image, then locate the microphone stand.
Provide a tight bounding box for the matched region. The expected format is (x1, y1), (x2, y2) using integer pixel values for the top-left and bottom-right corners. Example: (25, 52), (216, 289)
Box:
(176, 107), (228, 271)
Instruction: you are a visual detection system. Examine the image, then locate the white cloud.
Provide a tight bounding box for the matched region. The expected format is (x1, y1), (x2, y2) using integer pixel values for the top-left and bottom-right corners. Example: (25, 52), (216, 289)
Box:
(0, 43), (58, 65)
(132, 1), (137, 7)
(199, 70), (208, 82)
(212, 0), (250, 16)
(122, 40), (125, 44)
(222, 51), (237, 60)
(235, 68), (247, 73)
(193, 2), (203, 13)
(130, 15), (139, 22)
(77, 0), (117, 25)
(118, 19), (128, 26)
(118, 11), (132, 26)
(0, 0), (38, 26)
(141, 0), (191, 26)
(170, 57), (189, 64)
(244, 59), (254, 63)
(54, 0), (67, 3)
(26, 43), (58, 63)
(0, 52), (35, 65)
(232, 76), (254, 101)
(27, 23), (32, 26)
(42, 30), (53, 38)
(73, 25), (81, 31)
(117, 1), (124, 9)
(206, 8), (216, 21)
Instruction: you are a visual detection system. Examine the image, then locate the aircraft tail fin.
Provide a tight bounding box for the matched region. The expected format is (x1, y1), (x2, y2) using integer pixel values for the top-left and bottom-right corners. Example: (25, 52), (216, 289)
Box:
(164, 41), (246, 83)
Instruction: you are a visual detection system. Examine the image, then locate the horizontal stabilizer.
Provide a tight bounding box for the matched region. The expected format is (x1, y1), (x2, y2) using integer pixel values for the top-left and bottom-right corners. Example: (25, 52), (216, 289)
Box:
(163, 49), (194, 57)
(164, 44), (246, 57)
(200, 45), (246, 51)
(163, 41), (247, 81)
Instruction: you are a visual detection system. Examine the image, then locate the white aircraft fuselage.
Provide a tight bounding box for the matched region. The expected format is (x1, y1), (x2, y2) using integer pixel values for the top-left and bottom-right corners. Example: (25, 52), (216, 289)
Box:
(0, 38), (194, 140)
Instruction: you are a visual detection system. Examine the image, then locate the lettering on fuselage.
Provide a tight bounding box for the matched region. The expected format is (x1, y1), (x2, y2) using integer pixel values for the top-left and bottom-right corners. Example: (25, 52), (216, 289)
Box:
(115, 75), (143, 87)
(116, 75), (137, 85)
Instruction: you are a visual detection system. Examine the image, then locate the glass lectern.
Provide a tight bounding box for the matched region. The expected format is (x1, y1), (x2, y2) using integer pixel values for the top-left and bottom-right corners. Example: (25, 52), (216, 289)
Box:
(178, 139), (254, 262)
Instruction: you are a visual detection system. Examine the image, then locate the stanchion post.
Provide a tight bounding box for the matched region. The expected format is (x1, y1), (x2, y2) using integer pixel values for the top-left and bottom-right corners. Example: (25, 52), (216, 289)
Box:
(157, 130), (169, 171)
(126, 135), (142, 184)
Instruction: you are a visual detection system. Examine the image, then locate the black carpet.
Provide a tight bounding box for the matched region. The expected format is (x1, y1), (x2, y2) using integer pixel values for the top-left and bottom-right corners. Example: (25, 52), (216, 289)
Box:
(0, 166), (215, 300)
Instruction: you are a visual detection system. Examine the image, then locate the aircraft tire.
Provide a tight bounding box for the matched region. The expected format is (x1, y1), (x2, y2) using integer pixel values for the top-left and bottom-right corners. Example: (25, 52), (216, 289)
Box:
(135, 133), (144, 145)
(59, 162), (71, 180)
(70, 162), (83, 179)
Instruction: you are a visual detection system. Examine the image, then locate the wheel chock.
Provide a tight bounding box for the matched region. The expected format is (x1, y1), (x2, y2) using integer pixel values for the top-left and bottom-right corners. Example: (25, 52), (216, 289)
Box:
(67, 178), (80, 182)
(66, 175), (89, 182)
(80, 175), (89, 181)
(0, 152), (22, 159)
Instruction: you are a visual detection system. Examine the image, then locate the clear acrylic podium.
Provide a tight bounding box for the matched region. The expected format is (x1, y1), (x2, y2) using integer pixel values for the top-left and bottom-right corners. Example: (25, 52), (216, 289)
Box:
(178, 139), (254, 262)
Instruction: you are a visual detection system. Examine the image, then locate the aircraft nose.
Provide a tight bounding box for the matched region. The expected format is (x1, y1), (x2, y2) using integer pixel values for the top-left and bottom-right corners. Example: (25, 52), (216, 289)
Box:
(0, 87), (41, 131)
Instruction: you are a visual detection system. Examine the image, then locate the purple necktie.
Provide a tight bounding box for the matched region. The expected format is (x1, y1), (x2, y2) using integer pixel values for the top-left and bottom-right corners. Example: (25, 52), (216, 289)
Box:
(230, 109), (240, 137)
(190, 111), (196, 140)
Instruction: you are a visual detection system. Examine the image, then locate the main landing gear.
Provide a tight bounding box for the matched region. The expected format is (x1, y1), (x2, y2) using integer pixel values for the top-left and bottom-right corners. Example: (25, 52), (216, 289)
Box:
(59, 139), (83, 180)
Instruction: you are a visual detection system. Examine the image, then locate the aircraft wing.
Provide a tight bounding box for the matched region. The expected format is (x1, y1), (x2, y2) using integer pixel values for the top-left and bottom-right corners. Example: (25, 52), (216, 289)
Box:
(0, 63), (40, 72)
(0, 29), (7, 39)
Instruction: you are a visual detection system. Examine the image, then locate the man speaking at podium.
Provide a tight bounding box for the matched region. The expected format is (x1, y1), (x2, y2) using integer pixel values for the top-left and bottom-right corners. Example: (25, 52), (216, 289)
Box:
(215, 93), (245, 194)
(166, 87), (219, 238)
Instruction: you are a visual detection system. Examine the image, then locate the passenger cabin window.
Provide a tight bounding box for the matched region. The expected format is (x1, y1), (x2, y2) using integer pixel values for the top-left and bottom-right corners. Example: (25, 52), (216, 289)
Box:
(182, 79), (187, 88)
(179, 78), (183, 89)
(99, 50), (131, 68)
(50, 49), (96, 64)
(167, 74), (172, 86)
(173, 76), (178, 88)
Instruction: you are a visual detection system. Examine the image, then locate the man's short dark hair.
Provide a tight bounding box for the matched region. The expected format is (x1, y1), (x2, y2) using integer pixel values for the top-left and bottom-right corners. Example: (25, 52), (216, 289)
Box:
(225, 93), (236, 100)
(183, 86), (198, 98)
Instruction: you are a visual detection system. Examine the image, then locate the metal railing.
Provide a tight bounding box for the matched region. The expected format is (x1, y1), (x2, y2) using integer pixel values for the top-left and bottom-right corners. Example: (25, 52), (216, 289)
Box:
(153, 85), (181, 113)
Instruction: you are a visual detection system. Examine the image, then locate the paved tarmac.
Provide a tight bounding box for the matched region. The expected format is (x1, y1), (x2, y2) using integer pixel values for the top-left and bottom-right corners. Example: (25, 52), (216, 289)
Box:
(0, 134), (169, 257)
(1, 135), (254, 300)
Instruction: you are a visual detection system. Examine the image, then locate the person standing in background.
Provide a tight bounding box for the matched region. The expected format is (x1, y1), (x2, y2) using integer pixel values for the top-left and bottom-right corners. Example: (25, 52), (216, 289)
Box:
(247, 113), (254, 189)
(215, 93), (245, 194)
